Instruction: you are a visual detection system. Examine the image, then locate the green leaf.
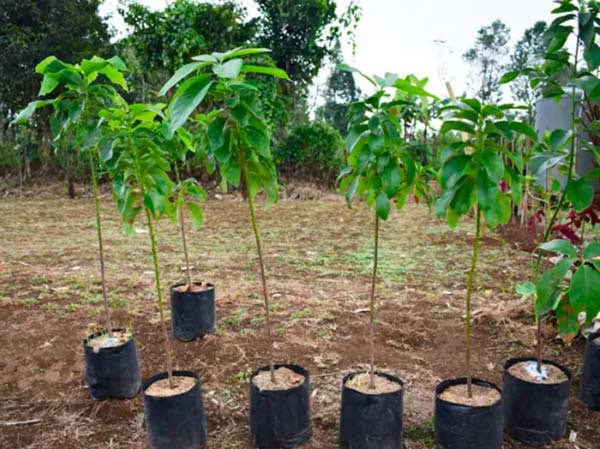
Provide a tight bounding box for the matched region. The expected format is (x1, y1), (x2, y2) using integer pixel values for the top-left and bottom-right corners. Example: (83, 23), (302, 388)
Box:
(345, 176), (359, 206)
(168, 76), (213, 131)
(509, 121), (538, 142)
(221, 47), (271, 60)
(375, 192), (390, 220)
(584, 43), (600, 71)
(539, 239), (577, 257)
(440, 155), (469, 188)
(462, 98), (482, 113)
(98, 64), (128, 91)
(240, 64), (290, 80)
(10, 100), (55, 125)
(583, 241), (600, 260)
(159, 62), (204, 96)
(535, 258), (573, 315)
(337, 63), (377, 87)
(516, 281), (536, 298)
(186, 202), (203, 230)
(393, 78), (439, 99)
(566, 177), (594, 211)
(499, 70), (520, 84)
(440, 120), (476, 135)
(479, 151), (504, 183)
(213, 58), (243, 79)
(39, 74), (59, 95)
(570, 264), (600, 319)
(207, 116), (226, 150)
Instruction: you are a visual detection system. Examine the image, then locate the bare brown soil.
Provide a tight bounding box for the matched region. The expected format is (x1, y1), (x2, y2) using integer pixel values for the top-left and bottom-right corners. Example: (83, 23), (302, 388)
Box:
(508, 361), (569, 385)
(345, 372), (402, 394)
(252, 366), (304, 391)
(438, 384), (501, 407)
(145, 376), (197, 397)
(0, 192), (598, 449)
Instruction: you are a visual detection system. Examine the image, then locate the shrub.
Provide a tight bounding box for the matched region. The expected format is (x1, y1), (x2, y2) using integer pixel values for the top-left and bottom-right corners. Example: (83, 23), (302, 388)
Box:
(274, 120), (342, 185)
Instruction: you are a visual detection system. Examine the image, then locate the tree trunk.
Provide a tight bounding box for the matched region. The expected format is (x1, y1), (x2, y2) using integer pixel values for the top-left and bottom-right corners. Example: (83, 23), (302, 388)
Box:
(465, 208), (482, 398)
(368, 213), (379, 390)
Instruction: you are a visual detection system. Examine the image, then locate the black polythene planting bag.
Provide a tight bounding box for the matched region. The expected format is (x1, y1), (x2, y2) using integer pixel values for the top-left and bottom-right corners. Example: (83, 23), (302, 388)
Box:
(339, 371), (404, 449)
(83, 328), (141, 400)
(170, 282), (216, 341)
(249, 364), (311, 448)
(434, 377), (503, 449)
(142, 370), (207, 449)
(580, 331), (600, 410)
(502, 357), (571, 445)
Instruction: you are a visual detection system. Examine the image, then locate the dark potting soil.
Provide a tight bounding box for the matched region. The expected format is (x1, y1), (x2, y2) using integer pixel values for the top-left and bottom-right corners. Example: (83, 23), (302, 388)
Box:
(145, 376), (197, 397)
(345, 372), (402, 394)
(86, 330), (130, 351)
(508, 361), (568, 384)
(438, 383), (500, 406)
(252, 366), (305, 391)
(173, 283), (211, 293)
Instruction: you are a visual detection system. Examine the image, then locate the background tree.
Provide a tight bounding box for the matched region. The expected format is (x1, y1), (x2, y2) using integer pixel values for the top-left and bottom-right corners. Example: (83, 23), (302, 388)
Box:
(0, 0), (110, 118)
(118, 0), (257, 102)
(464, 20), (511, 103)
(508, 21), (548, 113)
(315, 41), (361, 136)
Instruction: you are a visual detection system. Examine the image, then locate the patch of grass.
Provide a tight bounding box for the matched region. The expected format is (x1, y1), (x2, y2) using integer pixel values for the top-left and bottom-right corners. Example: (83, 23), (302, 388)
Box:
(404, 418), (434, 447)
(289, 308), (312, 320)
(42, 303), (61, 311)
(20, 297), (39, 307)
(31, 275), (49, 284)
(319, 312), (335, 322)
(223, 308), (247, 326)
(235, 367), (252, 385)
(63, 303), (80, 313)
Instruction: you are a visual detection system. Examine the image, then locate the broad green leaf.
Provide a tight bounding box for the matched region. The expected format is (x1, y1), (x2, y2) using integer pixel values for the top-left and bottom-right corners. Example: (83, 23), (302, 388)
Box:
(535, 258), (573, 315)
(222, 47), (271, 60)
(337, 63), (377, 87)
(240, 64), (290, 80)
(375, 192), (390, 220)
(168, 76), (213, 131)
(213, 58), (243, 79)
(440, 155), (469, 188)
(509, 121), (538, 142)
(566, 177), (594, 211)
(440, 120), (476, 135)
(584, 241), (600, 260)
(207, 116), (226, 150)
(499, 70), (520, 84)
(584, 43), (600, 71)
(11, 99), (55, 125)
(39, 74), (59, 95)
(393, 78), (439, 99)
(516, 281), (536, 298)
(479, 150), (504, 183)
(345, 176), (359, 206)
(570, 264), (600, 319)
(539, 239), (577, 257)
(186, 202), (203, 229)
(159, 62), (204, 96)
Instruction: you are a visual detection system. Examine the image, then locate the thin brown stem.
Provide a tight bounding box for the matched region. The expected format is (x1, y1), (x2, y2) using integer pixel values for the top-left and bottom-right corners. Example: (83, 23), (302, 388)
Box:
(89, 155), (112, 337)
(368, 213), (379, 390)
(241, 153), (275, 383)
(145, 208), (173, 388)
(465, 208), (481, 399)
(179, 204), (193, 291)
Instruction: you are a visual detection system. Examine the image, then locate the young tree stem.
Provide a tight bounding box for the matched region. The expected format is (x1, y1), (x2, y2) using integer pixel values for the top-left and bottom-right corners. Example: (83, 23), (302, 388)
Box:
(465, 208), (481, 399)
(174, 165), (193, 291)
(145, 208), (174, 388)
(241, 158), (276, 383)
(533, 39), (580, 372)
(89, 154), (112, 337)
(368, 213), (380, 390)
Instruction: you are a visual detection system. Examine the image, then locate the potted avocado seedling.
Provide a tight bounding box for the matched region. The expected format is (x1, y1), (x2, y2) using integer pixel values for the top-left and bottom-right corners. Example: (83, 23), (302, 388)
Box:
(337, 66), (437, 449)
(500, 0), (600, 441)
(100, 103), (207, 449)
(435, 97), (536, 449)
(164, 129), (216, 341)
(12, 55), (141, 400)
(161, 47), (308, 448)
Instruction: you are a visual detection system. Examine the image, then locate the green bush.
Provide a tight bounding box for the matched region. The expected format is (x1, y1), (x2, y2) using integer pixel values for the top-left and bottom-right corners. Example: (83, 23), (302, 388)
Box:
(274, 120), (343, 185)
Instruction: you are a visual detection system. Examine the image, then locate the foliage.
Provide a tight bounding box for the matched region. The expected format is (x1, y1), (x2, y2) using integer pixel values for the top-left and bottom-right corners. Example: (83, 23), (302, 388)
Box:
(255, 0), (337, 89)
(464, 20), (511, 102)
(118, 0), (257, 102)
(504, 0), (600, 343)
(435, 99), (535, 228)
(1, 0), (111, 117)
(274, 120), (343, 184)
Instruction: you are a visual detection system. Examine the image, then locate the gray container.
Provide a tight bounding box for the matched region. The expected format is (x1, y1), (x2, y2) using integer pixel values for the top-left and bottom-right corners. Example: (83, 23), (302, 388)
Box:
(533, 91), (599, 191)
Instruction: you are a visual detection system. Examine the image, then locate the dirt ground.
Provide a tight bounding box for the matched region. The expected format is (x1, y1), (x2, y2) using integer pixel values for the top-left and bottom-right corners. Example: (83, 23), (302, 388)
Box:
(1, 188), (599, 449)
